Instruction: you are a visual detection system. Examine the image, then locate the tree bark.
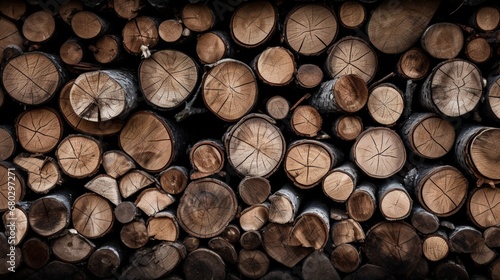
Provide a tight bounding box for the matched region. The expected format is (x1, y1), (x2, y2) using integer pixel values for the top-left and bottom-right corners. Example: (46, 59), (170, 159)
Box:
(410, 205), (440, 234)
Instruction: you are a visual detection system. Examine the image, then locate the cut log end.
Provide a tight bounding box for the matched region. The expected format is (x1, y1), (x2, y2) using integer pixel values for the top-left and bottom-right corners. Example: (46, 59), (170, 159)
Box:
(56, 134), (102, 179)
(296, 64), (323, 89)
(22, 11), (55, 43)
(231, 0), (277, 48)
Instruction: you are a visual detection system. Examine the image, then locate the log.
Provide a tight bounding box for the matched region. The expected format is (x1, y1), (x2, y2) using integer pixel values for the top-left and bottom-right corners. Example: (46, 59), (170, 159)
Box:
(240, 230), (262, 250)
(483, 75), (500, 122)
(268, 185), (301, 224)
(84, 174), (121, 206)
(377, 180), (412, 221)
(0, 161), (25, 209)
(113, 0), (141, 19)
(72, 193), (114, 239)
(181, 3), (215, 33)
(13, 154), (61, 194)
(449, 225), (483, 253)
(343, 264), (392, 280)
(30, 260), (86, 280)
(465, 36), (492, 64)
(135, 188), (175, 216)
(471, 239), (497, 265)
(331, 218), (365, 246)
(397, 48), (430, 80)
(230, 0), (277, 48)
(159, 166), (189, 195)
(288, 201), (330, 250)
(71, 11), (109, 39)
(468, 186), (500, 228)
(159, 19), (184, 43)
(296, 64), (323, 89)
(325, 37), (377, 83)
(15, 107), (63, 154)
(122, 16), (159, 55)
(290, 105), (322, 137)
(473, 6), (500, 31)
(139, 49), (199, 110)
(310, 74), (369, 114)
(302, 251), (340, 280)
(224, 114), (285, 177)
(352, 127), (406, 178)
(238, 250), (270, 279)
(322, 162), (360, 203)
(0, 17), (23, 62)
(120, 219), (148, 249)
(87, 243), (122, 278)
(330, 243), (361, 273)
(283, 4), (338, 56)
(177, 178), (237, 238)
(238, 176), (271, 205)
(56, 134), (102, 179)
(410, 205), (440, 234)
(58, 0), (84, 25)
(2, 51), (66, 105)
(196, 31), (233, 64)
(22, 10), (56, 44)
(484, 226), (500, 248)
(208, 237), (238, 264)
(266, 95), (290, 120)
(189, 139), (224, 179)
(21, 237), (50, 270)
(331, 114), (363, 141)
(114, 201), (140, 224)
(28, 191), (71, 237)
(2, 204), (28, 246)
(0, 0), (26, 21)
(339, 0), (366, 29)
(0, 126), (15, 160)
(262, 223), (313, 268)
(202, 59), (258, 122)
(183, 248), (225, 280)
(421, 23), (464, 59)
(102, 150), (135, 179)
(367, 83), (404, 126)
(119, 169), (156, 198)
(252, 46), (295, 86)
(91, 34), (123, 64)
(491, 259), (500, 279)
(60, 38), (86, 65)
(183, 236), (200, 252)
(52, 229), (95, 263)
(221, 224), (240, 244)
(147, 211), (179, 242)
(346, 182), (377, 222)
(239, 203), (269, 231)
(422, 231), (449, 261)
(434, 260), (469, 280)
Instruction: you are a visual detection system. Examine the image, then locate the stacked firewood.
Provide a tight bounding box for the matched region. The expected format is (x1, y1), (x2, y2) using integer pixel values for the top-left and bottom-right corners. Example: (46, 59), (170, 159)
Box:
(0, 0), (500, 279)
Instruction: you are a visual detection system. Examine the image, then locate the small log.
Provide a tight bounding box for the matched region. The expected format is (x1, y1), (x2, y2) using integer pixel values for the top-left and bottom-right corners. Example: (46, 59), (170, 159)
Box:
(420, 59), (483, 117)
(122, 16), (159, 55)
(56, 134), (102, 179)
(397, 48), (430, 80)
(421, 23), (464, 59)
(15, 107), (63, 154)
(189, 139), (224, 179)
(411, 205), (440, 234)
(181, 3), (215, 32)
(364, 221), (422, 275)
(378, 180), (412, 221)
(208, 237), (238, 264)
(0, 126), (14, 161)
(196, 31), (233, 64)
(339, 0), (366, 29)
(331, 218), (365, 246)
(120, 219), (148, 249)
(0, 17), (23, 62)
(183, 236), (200, 252)
(262, 223), (313, 268)
(468, 186), (500, 228)
(484, 226), (500, 248)
(13, 154), (60, 194)
(483, 75), (500, 122)
(224, 114), (285, 177)
(114, 201), (140, 224)
(230, 0), (277, 48)
(325, 37), (377, 83)
(240, 230), (262, 250)
(472, 6), (500, 31)
(139, 49), (199, 110)
(88, 243), (122, 278)
(352, 127), (405, 178)
(2, 51), (66, 105)
(330, 243), (361, 273)
(449, 225), (483, 253)
(0, 0), (26, 21)
(183, 248), (225, 280)
(322, 162), (360, 203)
(58, 0), (83, 24)
(221, 224), (241, 244)
(288, 201), (329, 250)
(177, 178), (237, 238)
(119, 111), (184, 172)
(102, 150), (135, 178)
(21, 237), (50, 270)
(159, 166), (189, 195)
(72, 193), (114, 239)
(22, 10), (55, 44)
(91, 34), (123, 64)
(135, 188), (175, 216)
(123, 242), (185, 279)
(60, 38), (86, 65)
(268, 185), (301, 224)
(239, 203), (269, 231)
(238, 250), (270, 279)
(284, 139), (342, 188)
(52, 229), (96, 263)
(310, 74), (369, 114)
(367, 83), (404, 126)
(290, 105), (322, 137)
(266, 95), (290, 120)
(85, 174), (121, 205)
(302, 251), (340, 280)
(71, 11), (109, 39)
(113, 0), (141, 19)
(422, 231), (449, 261)
(2, 204), (28, 246)
(284, 4), (338, 56)
(70, 70), (138, 122)
(435, 260), (469, 280)
(147, 211), (179, 241)
(252, 46), (295, 86)
(0, 232), (21, 274)
(465, 36), (492, 64)
(203, 59), (258, 122)
(239, 176), (271, 206)
(471, 240), (497, 266)
(28, 191), (71, 237)
(366, 0), (440, 54)
(159, 19), (184, 43)
(331, 114), (363, 141)
(119, 169), (156, 198)
(346, 182), (377, 222)
(296, 64), (323, 89)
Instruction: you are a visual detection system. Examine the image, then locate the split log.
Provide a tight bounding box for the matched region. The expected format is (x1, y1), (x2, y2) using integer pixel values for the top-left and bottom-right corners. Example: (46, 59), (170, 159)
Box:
(296, 64), (323, 89)
(468, 186), (500, 228)
(2, 204), (28, 246)
(71, 11), (109, 39)
(410, 205), (440, 234)
(13, 154), (61, 194)
(91, 35), (123, 64)
(56, 134), (102, 179)
(183, 248), (225, 280)
(2, 51), (66, 105)
(135, 188), (175, 216)
(344, 264), (392, 280)
(252, 46), (295, 86)
(449, 225), (483, 253)
(22, 11), (55, 44)
(15, 108), (63, 154)
(339, 0), (366, 29)
(420, 59), (483, 117)
(484, 226), (500, 248)
(283, 4), (338, 56)
(0, 0), (25, 21)
(421, 23), (464, 59)
(84, 174), (121, 206)
(113, 0), (141, 19)
(238, 176), (271, 205)
(400, 112), (455, 159)
(21, 237), (50, 270)
(435, 260), (469, 280)
(331, 218), (365, 246)
(290, 105), (322, 137)
(58, 0), (84, 24)
(240, 230), (262, 250)
(159, 20), (184, 43)
(288, 201), (330, 250)
(202, 59), (258, 122)
(189, 139), (224, 179)
(482, 75), (500, 121)
(177, 178), (237, 238)
(221, 224), (240, 244)
(363, 221), (422, 275)
(119, 111), (184, 172)
(378, 180), (412, 221)
(60, 38), (86, 65)
(183, 236), (200, 252)
(102, 150), (135, 179)
(310, 74), (369, 114)
(122, 16), (159, 55)
(284, 139), (342, 188)
(120, 219), (148, 249)
(268, 185), (301, 224)
(262, 223), (313, 268)
(72, 193), (114, 239)
(331, 114), (363, 141)
(87, 243), (122, 278)
(465, 36), (492, 64)
(208, 237), (238, 264)
(330, 243), (361, 273)
(397, 48), (430, 80)
(139, 49), (199, 110)
(238, 250), (270, 279)
(181, 3), (215, 33)
(114, 201), (140, 224)
(239, 203), (269, 231)
(147, 211), (179, 241)
(325, 37), (377, 83)
(119, 169), (156, 198)
(352, 127), (406, 178)
(366, 0), (440, 54)
(367, 83), (404, 126)
(159, 166), (189, 195)
(52, 229), (95, 263)
(224, 114), (285, 177)
(422, 231), (449, 262)
(322, 162), (360, 203)
(0, 126), (14, 160)
(0, 17), (23, 62)
(473, 6), (500, 31)
(302, 251), (340, 280)
(230, 0), (277, 48)
(28, 191), (71, 237)
(196, 31), (233, 64)
(266, 95), (290, 120)
(346, 182), (377, 222)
